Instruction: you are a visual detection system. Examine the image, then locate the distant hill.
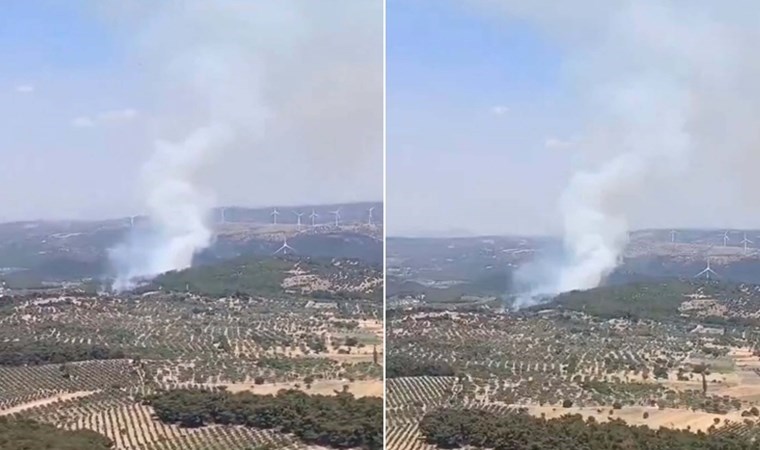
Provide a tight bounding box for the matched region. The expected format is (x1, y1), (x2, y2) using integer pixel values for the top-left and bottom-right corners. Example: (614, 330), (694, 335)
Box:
(388, 231), (760, 305)
(210, 202), (382, 226)
(608, 255), (760, 285)
(203, 231), (381, 265)
(0, 202), (382, 287)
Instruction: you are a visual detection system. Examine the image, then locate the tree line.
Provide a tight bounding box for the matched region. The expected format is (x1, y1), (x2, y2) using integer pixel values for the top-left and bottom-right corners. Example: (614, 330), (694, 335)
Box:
(386, 356), (456, 378)
(0, 341), (126, 366)
(0, 418), (112, 449)
(419, 408), (755, 449)
(143, 388), (382, 449)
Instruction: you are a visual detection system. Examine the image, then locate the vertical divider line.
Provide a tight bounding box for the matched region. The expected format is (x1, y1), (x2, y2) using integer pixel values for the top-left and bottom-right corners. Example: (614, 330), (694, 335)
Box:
(382, 0), (388, 446)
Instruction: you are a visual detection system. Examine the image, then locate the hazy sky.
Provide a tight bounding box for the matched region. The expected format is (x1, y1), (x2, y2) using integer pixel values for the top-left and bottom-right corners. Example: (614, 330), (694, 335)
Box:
(387, 0), (760, 237)
(0, 0), (382, 222)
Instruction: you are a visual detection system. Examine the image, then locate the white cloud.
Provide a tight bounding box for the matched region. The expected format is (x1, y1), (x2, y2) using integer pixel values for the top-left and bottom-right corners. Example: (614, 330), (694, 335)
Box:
(71, 116), (95, 128)
(15, 84), (35, 94)
(490, 105), (509, 115)
(70, 108), (139, 128)
(98, 108), (138, 121)
(544, 137), (574, 149)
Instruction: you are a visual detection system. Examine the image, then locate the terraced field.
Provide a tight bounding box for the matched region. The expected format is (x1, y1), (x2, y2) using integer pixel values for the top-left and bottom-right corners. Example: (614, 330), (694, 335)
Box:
(386, 295), (760, 449)
(0, 284), (382, 449)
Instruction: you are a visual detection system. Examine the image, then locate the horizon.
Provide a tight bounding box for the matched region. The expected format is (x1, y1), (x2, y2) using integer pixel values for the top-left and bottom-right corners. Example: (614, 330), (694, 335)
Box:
(388, 226), (760, 240)
(0, 199), (384, 224)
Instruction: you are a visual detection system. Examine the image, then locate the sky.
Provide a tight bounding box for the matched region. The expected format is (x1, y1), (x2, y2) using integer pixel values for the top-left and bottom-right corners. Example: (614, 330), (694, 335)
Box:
(387, 0), (573, 236)
(0, 0), (382, 222)
(387, 0), (760, 237)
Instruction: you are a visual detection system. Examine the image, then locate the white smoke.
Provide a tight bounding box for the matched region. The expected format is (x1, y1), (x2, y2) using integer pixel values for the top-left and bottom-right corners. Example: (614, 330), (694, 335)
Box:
(555, 78), (691, 294)
(102, 1), (380, 290)
(105, 1), (274, 290)
(556, 155), (640, 293)
(465, 0), (745, 306)
(109, 125), (234, 291)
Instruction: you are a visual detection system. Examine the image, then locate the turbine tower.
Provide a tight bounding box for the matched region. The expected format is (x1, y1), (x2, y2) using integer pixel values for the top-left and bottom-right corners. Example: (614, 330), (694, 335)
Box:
(219, 207), (226, 224)
(273, 236), (295, 255)
(695, 258), (718, 280)
(723, 231), (730, 247)
(670, 230), (676, 243)
(330, 208), (341, 227)
(130, 216), (136, 229)
(741, 232), (753, 253)
(271, 208), (280, 225)
(293, 211), (304, 231)
(309, 209), (318, 227)
(367, 207), (375, 226)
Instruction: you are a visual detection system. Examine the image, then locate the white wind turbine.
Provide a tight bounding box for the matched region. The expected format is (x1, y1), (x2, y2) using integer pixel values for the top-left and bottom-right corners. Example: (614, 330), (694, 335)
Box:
(271, 208), (280, 225)
(330, 208), (341, 227)
(670, 230), (677, 243)
(741, 232), (753, 253)
(273, 236), (295, 255)
(367, 207), (375, 226)
(219, 207), (227, 224)
(723, 231), (730, 247)
(293, 211), (304, 231)
(695, 258), (718, 280)
(309, 209), (319, 227)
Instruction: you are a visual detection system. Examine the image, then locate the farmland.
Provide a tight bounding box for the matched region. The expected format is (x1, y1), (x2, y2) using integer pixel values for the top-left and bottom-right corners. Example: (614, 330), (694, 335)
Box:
(386, 280), (760, 449)
(0, 256), (383, 449)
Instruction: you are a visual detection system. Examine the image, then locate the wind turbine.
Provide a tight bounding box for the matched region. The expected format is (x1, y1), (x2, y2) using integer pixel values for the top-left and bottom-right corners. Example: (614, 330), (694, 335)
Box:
(330, 208), (341, 227)
(293, 211), (304, 230)
(723, 231), (730, 247)
(219, 207), (226, 224)
(273, 236), (295, 255)
(670, 230), (677, 243)
(309, 209), (319, 227)
(695, 258), (718, 280)
(741, 232), (753, 253)
(129, 216), (136, 228)
(367, 207), (375, 226)
(271, 208), (280, 225)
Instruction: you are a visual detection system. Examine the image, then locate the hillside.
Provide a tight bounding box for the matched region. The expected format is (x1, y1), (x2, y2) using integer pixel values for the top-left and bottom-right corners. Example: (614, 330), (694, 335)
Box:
(387, 231), (760, 310)
(536, 280), (693, 320)
(147, 255), (383, 302)
(533, 279), (760, 326)
(0, 202), (382, 287)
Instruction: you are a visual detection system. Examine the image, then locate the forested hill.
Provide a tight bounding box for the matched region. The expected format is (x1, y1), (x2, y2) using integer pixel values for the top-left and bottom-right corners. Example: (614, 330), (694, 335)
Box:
(145, 255), (383, 301)
(533, 279), (760, 324)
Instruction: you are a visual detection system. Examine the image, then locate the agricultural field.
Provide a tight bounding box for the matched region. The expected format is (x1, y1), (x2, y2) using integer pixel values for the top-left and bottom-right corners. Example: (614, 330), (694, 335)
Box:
(0, 256), (383, 449)
(386, 280), (760, 449)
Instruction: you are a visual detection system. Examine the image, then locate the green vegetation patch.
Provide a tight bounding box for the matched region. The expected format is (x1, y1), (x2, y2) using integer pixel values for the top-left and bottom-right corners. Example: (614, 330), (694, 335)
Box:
(150, 257), (292, 297)
(0, 341), (126, 366)
(550, 280), (692, 320)
(420, 408), (755, 449)
(0, 418), (112, 450)
(386, 356), (456, 378)
(144, 388), (382, 449)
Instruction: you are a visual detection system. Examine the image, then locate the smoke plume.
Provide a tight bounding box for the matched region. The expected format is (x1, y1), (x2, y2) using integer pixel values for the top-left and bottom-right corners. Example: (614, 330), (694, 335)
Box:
(462, 0), (753, 306)
(106, 1), (275, 290)
(102, 1), (380, 290)
(109, 125), (233, 291)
